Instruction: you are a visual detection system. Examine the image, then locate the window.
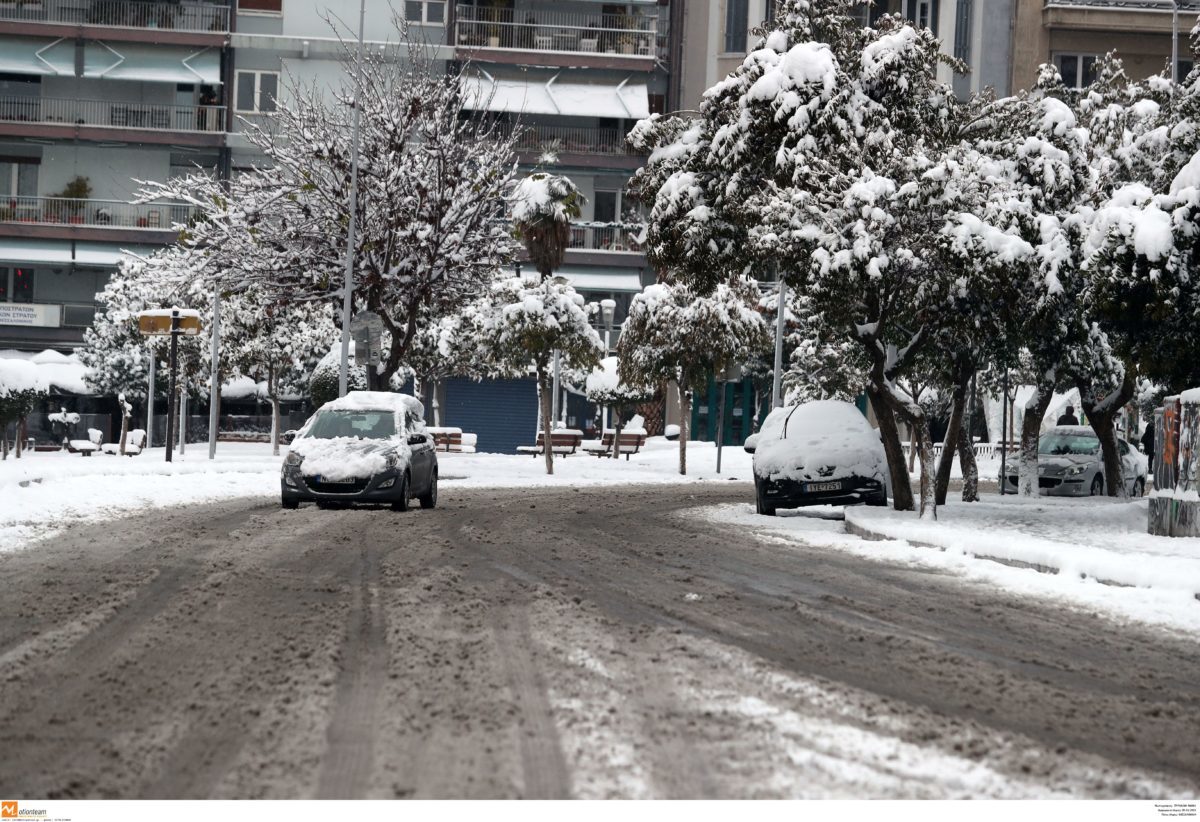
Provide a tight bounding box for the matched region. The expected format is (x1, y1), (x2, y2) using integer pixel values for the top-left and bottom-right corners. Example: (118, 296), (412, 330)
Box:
(1056, 54), (1098, 88)
(724, 0), (748, 53)
(234, 71), (279, 114)
(3, 268), (35, 303)
(0, 159), (37, 199)
(905, 0), (937, 34)
(953, 0), (972, 63)
(848, 1), (871, 27)
(238, 0), (282, 14)
(405, 0), (445, 24)
(1178, 60), (1194, 83)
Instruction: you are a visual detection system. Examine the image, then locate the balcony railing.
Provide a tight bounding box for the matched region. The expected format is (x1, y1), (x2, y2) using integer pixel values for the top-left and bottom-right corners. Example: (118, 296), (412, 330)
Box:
(502, 123), (640, 157)
(0, 0), (231, 32)
(568, 222), (645, 252)
(455, 7), (656, 57)
(0, 196), (194, 230)
(0, 96), (225, 134)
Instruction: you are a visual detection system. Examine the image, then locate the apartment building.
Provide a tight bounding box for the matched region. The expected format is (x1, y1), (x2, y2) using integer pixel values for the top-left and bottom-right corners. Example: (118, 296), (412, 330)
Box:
(1012, 0), (1198, 92)
(678, 0), (1015, 107)
(0, 0), (230, 351)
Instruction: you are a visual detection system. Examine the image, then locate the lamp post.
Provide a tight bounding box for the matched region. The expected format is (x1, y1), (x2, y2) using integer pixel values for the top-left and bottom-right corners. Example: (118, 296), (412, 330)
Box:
(207, 285), (220, 459)
(339, 0), (367, 398)
(600, 299), (616, 432)
(145, 346), (155, 449)
(1173, 0), (1180, 84)
(772, 279), (786, 408)
(1000, 369), (1009, 495)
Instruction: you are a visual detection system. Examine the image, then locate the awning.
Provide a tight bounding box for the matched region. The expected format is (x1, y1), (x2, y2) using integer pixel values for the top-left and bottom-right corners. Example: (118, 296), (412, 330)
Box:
(464, 73), (650, 120)
(84, 42), (222, 85)
(0, 37), (75, 77)
(556, 266), (643, 293)
(0, 239), (152, 267)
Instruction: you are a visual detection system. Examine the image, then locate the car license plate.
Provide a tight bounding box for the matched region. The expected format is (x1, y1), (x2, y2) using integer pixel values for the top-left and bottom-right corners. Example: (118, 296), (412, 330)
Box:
(314, 475), (354, 484)
(806, 481), (841, 493)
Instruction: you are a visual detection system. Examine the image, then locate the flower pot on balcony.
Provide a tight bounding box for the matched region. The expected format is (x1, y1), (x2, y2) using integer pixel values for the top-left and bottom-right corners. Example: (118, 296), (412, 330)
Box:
(487, 34), (500, 47)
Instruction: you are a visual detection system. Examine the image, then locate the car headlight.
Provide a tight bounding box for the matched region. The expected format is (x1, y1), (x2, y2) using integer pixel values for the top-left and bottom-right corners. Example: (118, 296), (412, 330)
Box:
(385, 453), (400, 470)
(1065, 463), (1090, 476)
(284, 451), (303, 467)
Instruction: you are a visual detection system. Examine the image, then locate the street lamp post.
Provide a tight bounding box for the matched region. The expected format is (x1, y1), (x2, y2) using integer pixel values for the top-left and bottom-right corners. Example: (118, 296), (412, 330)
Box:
(1000, 369), (1009, 495)
(600, 299), (616, 432)
(772, 280), (786, 408)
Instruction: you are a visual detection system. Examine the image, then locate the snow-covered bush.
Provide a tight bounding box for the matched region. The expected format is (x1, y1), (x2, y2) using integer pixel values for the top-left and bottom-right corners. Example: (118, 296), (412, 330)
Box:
(0, 360), (46, 459)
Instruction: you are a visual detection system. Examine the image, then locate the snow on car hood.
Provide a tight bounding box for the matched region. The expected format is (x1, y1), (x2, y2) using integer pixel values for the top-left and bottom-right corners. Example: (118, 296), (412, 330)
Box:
(753, 400), (886, 483)
(291, 436), (410, 481)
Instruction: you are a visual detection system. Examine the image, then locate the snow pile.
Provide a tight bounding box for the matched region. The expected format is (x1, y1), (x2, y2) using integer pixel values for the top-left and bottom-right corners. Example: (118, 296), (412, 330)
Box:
(0, 358), (44, 394)
(0, 350), (89, 395)
(844, 497), (1200, 598)
(753, 401), (886, 483)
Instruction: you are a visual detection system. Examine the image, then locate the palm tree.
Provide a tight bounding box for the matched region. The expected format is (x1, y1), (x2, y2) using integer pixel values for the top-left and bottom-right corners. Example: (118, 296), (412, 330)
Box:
(511, 173), (587, 475)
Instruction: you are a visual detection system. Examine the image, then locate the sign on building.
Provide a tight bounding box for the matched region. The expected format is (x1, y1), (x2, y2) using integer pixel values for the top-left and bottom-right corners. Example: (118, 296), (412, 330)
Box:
(0, 303), (61, 328)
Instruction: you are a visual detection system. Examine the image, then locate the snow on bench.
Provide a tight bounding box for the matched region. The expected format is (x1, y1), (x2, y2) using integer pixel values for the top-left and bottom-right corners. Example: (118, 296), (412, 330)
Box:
(101, 429), (146, 456)
(68, 428), (104, 456)
(517, 429), (583, 457)
(582, 428), (648, 460)
(426, 427), (478, 453)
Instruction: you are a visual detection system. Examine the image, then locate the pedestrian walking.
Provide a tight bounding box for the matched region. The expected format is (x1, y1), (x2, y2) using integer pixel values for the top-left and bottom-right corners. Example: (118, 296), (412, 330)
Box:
(1142, 422), (1155, 473)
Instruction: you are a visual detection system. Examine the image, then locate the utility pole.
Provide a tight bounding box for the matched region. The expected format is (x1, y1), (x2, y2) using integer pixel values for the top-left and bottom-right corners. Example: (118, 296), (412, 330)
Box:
(339, 0), (367, 398)
(166, 310), (179, 463)
(1000, 370), (1009, 495)
(146, 348), (155, 449)
(1173, 0), (1180, 84)
(208, 286), (220, 459)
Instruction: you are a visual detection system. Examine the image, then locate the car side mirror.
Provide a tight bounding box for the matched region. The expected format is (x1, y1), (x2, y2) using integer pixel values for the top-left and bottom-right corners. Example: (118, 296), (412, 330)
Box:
(282, 429), (298, 443)
(743, 434), (758, 454)
(407, 433), (427, 446)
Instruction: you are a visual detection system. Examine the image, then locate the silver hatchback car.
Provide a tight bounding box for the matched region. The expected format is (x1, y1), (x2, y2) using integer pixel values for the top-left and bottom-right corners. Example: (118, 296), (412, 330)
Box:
(1001, 425), (1147, 496)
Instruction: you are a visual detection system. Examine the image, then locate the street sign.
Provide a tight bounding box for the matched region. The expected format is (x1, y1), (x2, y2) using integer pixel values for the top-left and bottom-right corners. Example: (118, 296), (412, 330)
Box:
(137, 310), (202, 336)
(350, 310), (384, 366)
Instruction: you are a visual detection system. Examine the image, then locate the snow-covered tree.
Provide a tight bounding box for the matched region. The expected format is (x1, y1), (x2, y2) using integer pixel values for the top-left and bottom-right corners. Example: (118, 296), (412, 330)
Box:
(0, 360), (45, 459)
(472, 274), (604, 475)
(618, 276), (768, 475)
(585, 357), (653, 459)
(140, 36), (520, 389)
(116, 392), (133, 456)
(511, 173), (585, 278)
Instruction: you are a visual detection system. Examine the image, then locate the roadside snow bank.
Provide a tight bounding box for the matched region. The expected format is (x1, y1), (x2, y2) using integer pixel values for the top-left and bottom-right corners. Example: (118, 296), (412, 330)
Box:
(844, 497), (1200, 598)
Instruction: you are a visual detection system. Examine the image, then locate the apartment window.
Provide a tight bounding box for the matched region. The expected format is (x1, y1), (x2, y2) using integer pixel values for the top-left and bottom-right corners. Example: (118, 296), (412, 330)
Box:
(905, 0), (937, 34)
(235, 71), (279, 113)
(1178, 60), (1194, 83)
(405, 0), (445, 24)
(238, 0), (282, 13)
(848, 1), (871, 27)
(0, 159), (38, 199)
(1, 268), (35, 303)
(953, 0), (972, 63)
(1056, 54), (1098, 89)
(724, 0), (749, 53)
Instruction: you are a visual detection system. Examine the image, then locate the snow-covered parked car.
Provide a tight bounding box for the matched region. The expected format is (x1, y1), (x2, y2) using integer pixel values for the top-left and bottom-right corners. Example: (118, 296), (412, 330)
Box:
(1000, 425), (1147, 497)
(744, 400), (888, 515)
(281, 391), (438, 511)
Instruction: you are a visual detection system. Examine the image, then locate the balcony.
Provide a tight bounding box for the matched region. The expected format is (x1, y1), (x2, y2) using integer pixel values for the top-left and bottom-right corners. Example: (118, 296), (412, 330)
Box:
(500, 123), (645, 169)
(0, 96), (225, 144)
(454, 7), (657, 69)
(0, 0), (230, 31)
(0, 196), (192, 242)
(568, 222), (645, 253)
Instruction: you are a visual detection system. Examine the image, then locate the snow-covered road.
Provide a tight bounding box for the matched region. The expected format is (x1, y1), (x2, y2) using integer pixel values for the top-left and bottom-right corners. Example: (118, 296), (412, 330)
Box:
(0, 485), (1195, 799)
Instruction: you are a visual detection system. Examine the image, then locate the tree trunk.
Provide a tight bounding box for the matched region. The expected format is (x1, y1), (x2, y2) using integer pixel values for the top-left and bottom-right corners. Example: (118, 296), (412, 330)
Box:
(934, 384), (966, 506)
(957, 414), (979, 502)
(2, 424), (7, 460)
(1082, 370), (1136, 498)
(913, 415), (937, 519)
(15, 417), (24, 459)
(867, 384), (914, 511)
(118, 407), (129, 456)
(678, 383), (690, 476)
(1017, 382), (1054, 497)
(538, 367), (554, 475)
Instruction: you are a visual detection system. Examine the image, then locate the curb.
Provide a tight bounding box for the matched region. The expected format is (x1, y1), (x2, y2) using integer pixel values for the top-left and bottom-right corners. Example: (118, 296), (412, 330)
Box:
(842, 514), (1200, 603)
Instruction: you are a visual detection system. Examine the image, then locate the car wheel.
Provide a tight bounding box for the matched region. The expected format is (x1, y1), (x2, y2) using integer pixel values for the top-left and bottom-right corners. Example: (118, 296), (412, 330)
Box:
(282, 497), (299, 510)
(1090, 475), (1104, 496)
(866, 490), (887, 507)
(391, 472), (411, 512)
(1133, 477), (1146, 497)
(419, 469), (438, 509)
(755, 479), (776, 517)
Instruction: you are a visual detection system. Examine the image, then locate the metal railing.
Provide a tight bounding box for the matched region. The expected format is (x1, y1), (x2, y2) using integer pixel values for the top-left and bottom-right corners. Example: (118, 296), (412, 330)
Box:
(0, 0), (231, 32)
(455, 7), (656, 57)
(0, 96), (225, 134)
(1044, 0), (1200, 9)
(0, 196), (194, 230)
(568, 222), (645, 252)
(500, 123), (639, 157)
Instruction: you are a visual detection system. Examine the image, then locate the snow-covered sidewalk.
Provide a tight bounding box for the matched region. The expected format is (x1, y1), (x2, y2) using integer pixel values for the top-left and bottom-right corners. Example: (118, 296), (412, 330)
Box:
(844, 496), (1200, 598)
(1, 437), (752, 551)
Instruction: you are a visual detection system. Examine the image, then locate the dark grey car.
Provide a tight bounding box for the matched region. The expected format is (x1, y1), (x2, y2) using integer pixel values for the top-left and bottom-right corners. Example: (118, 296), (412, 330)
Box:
(281, 393), (438, 511)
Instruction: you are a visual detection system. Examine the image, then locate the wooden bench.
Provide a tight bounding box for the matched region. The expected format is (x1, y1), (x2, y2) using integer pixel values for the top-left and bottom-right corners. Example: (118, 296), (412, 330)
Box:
(517, 430), (583, 457)
(68, 427), (104, 456)
(582, 430), (648, 460)
(426, 427), (478, 453)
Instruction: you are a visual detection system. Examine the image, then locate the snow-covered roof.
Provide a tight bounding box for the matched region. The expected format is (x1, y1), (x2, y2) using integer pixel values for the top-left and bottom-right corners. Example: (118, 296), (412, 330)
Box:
(321, 391), (425, 420)
(0, 349), (91, 395)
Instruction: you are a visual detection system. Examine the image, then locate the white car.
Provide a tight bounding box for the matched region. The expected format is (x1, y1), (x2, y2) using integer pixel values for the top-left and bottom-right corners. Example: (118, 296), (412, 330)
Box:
(744, 400), (888, 516)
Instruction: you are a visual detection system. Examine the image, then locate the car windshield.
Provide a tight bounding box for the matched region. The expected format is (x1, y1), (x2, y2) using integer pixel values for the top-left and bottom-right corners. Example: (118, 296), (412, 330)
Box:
(304, 410), (397, 440)
(1038, 433), (1100, 456)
